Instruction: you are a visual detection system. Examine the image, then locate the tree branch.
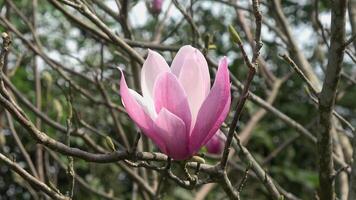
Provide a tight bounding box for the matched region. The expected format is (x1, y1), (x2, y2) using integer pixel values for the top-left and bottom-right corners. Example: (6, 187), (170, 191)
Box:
(0, 153), (69, 200)
(317, 0), (348, 199)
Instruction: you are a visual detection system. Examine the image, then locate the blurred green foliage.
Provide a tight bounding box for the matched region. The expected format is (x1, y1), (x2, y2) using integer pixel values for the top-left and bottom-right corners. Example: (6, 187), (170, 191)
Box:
(0, 0), (355, 199)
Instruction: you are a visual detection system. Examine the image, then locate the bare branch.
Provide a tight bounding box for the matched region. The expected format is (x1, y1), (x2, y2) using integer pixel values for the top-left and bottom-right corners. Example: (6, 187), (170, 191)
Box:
(317, 1), (348, 199)
(0, 153), (69, 200)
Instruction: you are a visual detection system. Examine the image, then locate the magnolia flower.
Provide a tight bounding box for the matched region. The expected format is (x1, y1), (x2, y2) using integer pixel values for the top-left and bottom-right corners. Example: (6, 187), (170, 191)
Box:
(152, 0), (163, 13)
(205, 130), (226, 154)
(147, 0), (163, 15)
(120, 45), (231, 160)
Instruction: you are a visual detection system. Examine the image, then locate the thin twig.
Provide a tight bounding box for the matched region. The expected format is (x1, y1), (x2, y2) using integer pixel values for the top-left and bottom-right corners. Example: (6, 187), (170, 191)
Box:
(0, 153), (69, 200)
(220, 0), (261, 170)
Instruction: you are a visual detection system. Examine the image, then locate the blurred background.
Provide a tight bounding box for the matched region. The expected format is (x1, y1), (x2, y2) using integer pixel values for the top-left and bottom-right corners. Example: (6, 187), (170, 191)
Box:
(0, 0), (355, 199)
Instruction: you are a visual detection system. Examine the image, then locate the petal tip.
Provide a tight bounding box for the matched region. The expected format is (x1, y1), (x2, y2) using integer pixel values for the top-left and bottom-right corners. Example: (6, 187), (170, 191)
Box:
(221, 56), (228, 65)
(147, 49), (155, 56)
(182, 44), (193, 48)
(180, 45), (196, 52)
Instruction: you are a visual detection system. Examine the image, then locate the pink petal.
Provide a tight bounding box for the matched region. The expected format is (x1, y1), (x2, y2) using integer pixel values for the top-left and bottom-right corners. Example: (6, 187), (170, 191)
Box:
(205, 130), (226, 154)
(171, 46), (210, 93)
(119, 71), (166, 152)
(152, 0), (163, 12)
(141, 50), (170, 102)
(171, 45), (195, 75)
(127, 89), (157, 119)
(178, 55), (209, 125)
(189, 57), (231, 154)
(153, 72), (192, 133)
(201, 98), (230, 145)
(154, 108), (190, 160)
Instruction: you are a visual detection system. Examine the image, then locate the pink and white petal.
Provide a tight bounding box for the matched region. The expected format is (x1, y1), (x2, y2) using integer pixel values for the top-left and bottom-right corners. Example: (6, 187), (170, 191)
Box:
(153, 72), (192, 133)
(141, 50), (170, 101)
(189, 57), (231, 154)
(201, 99), (230, 145)
(171, 46), (210, 91)
(178, 56), (209, 124)
(189, 48), (211, 94)
(171, 45), (195, 76)
(127, 89), (157, 119)
(154, 108), (190, 160)
(120, 71), (166, 151)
